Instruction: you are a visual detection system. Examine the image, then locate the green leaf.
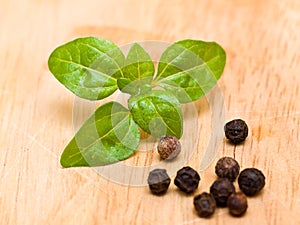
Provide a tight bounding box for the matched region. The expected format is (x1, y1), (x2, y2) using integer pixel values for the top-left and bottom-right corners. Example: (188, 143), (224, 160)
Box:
(122, 43), (155, 80)
(128, 90), (183, 138)
(118, 43), (154, 95)
(154, 39), (226, 103)
(48, 37), (125, 100)
(117, 78), (152, 95)
(60, 101), (140, 167)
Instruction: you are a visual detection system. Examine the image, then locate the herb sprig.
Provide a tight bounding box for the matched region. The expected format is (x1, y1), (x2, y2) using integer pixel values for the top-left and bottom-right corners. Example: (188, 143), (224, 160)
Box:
(48, 37), (226, 167)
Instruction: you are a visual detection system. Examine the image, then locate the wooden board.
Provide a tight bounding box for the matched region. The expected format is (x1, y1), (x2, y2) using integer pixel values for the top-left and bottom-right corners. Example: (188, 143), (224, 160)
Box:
(0, 0), (299, 224)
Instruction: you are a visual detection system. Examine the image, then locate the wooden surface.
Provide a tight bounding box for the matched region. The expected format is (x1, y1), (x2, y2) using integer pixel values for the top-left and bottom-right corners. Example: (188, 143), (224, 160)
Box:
(1, 0), (300, 224)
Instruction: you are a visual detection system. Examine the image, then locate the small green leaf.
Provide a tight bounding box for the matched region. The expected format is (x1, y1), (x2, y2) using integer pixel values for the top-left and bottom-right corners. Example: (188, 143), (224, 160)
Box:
(48, 37), (125, 100)
(60, 101), (140, 167)
(117, 78), (152, 95)
(118, 43), (154, 95)
(122, 43), (154, 80)
(154, 39), (226, 103)
(128, 90), (183, 138)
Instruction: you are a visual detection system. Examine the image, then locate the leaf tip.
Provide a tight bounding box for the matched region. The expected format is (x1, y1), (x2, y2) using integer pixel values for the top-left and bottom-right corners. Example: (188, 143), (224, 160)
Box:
(60, 157), (70, 168)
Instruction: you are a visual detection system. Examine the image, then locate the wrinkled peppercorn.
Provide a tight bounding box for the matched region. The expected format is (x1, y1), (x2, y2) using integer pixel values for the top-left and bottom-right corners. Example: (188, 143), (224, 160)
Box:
(193, 192), (216, 218)
(227, 192), (248, 217)
(157, 136), (181, 160)
(215, 156), (240, 182)
(238, 168), (265, 196)
(147, 169), (171, 195)
(224, 119), (248, 144)
(210, 178), (235, 206)
(174, 166), (200, 193)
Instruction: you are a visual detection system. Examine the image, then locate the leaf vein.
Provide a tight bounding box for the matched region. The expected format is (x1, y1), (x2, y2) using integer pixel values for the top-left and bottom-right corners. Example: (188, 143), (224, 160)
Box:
(79, 43), (124, 77)
(67, 114), (130, 161)
(148, 100), (178, 136)
(53, 57), (117, 82)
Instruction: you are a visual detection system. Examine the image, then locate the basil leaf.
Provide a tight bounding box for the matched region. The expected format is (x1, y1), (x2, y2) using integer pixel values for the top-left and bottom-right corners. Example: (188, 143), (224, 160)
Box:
(128, 90), (183, 138)
(60, 101), (140, 167)
(117, 78), (152, 95)
(154, 39), (226, 103)
(48, 37), (125, 100)
(118, 43), (154, 95)
(122, 43), (155, 80)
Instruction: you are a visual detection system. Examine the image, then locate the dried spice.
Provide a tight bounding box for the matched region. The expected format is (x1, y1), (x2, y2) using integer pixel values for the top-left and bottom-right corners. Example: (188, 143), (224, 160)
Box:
(174, 166), (200, 193)
(224, 119), (248, 144)
(215, 156), (240, 181)
(210, 178), (235, 206)
(227, 192), (248, 217)
(157, 136), (181, 160)
(147, 169), (171, 195)
(238, 168), (265, 196)
(193, 192), (216, 218)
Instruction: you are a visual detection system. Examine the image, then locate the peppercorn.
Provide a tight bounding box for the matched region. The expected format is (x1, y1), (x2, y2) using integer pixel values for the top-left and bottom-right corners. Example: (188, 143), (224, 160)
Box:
(157, 136), (181, 160)
(147, 169), (171, 195)
(215, 156), (240, 182)
(238, 168), (265, 196)
(227, 192), (248, 217)
(224, 119), (248, 144)
(193, 192), (216, 218)
(174, 166), (200, 193)
(210, 178), (235, 206)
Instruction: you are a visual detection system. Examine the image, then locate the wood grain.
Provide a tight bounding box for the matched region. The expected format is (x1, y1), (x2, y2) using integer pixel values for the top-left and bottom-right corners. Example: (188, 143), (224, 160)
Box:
(1, 0), (300, 224)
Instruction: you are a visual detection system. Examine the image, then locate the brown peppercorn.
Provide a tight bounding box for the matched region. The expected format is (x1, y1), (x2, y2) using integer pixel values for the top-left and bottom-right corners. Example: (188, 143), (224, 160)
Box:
(174, 166), (200, 194)
(238, 168), (265, 196)
(157, 136), (181, 160)
(210, 178), (235, 207)
(224, 119), (248, 144)
(147, 169), (171, 195)
(227, 192), (248, 217)
(215, 156), (240, 182)
(193, 192), (216, 218)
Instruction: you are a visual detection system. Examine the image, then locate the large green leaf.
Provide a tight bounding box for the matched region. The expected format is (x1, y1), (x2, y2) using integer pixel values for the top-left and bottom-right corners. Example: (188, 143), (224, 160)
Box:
(128, 90), (183, 138)
(118, 43), (154, 95)
(48, 37), (125, 100)
(154, 39), (226, 103)
(60, 101), (140, 167)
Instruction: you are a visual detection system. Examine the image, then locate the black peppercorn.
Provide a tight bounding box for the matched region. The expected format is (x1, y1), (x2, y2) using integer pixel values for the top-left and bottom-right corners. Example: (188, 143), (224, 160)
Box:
(224, 119), (248, 144)
(210, 178), (235, 207)
(147, 169), (171, 195)
(227, 192), (248, 217)
(157, 136), (181, 160)
(215, 156), (240, 182)
(238, 168), (265, 196)
(193, 192), (216, 218)
(174, 166), (200, 193)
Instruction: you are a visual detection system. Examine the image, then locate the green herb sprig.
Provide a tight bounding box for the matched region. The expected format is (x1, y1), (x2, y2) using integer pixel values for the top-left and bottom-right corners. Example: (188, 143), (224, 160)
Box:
(48, 37), (226, 167)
